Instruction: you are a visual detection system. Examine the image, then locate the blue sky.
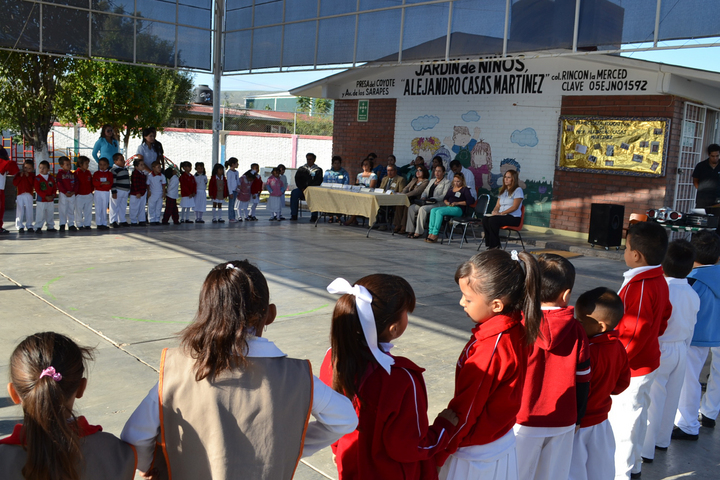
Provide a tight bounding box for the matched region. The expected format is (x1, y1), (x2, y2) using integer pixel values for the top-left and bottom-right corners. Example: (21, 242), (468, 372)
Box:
(194, 42), (720, 94)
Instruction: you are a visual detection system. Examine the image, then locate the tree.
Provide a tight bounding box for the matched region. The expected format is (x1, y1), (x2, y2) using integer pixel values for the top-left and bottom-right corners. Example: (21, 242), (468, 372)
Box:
(60, 62), (194, 153)
(313, 98), (333, 116)
(0, 53), (73, 164)
(296, 96), (313, 113)
(283, 117), (333, 136)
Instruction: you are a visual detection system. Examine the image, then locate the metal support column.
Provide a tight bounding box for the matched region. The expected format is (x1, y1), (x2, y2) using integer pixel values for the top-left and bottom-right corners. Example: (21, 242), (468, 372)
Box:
(212, 0), (224, 166)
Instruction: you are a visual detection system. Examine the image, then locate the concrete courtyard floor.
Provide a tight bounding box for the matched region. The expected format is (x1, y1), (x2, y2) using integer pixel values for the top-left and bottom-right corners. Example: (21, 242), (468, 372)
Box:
(1, 206), (718, 479)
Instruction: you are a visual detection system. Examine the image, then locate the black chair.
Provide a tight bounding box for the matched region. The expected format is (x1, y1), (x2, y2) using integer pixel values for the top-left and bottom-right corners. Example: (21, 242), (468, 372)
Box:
(447, 194), (490, 248)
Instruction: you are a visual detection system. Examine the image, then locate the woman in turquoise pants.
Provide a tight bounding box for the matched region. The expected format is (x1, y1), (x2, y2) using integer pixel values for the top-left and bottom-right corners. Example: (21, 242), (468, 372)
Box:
(425, 173), (474, 243)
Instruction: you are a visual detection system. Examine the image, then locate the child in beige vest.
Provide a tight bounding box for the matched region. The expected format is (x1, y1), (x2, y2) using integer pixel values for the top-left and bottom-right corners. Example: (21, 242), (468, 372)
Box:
(121, 260), (357, 480)
(0, 332), (136, 480)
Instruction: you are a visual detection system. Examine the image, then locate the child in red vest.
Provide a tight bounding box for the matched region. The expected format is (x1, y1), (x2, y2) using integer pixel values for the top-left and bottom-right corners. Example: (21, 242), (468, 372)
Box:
(34, 160), (57, 232)
(1, 332), (136, 479)
(179, 161), (196, 223)
(13, 160), (35, 232)
(74, 156), (94, 229)
(247, 163), (263, 220)
(0, 146), (20, 233)
(515, 254), (591, 480)
(208, 163), (228, 223)
(320, 274), (458, 479)
(56, 156), (78, 232)
(122, 260), (356, 479)
(570, 288), (631, 480)
(93, 157), (113, 230)
(436, 250), (543, 480)
(129, 159), (148, 226)
(609, 221), (672, 479)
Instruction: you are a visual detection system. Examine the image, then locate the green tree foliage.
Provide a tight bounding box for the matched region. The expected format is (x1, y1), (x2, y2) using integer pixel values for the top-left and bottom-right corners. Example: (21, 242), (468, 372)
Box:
(284, 117), (333, 136)
(296, 96), (313, 113)
(60, 62), (194, 152)
(0, 53), (73, 163)
(313, 98), (333, 116)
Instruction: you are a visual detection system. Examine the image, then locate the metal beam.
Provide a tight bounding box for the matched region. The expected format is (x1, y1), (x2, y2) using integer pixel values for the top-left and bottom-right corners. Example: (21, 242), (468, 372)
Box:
(212, 0), (224, 167)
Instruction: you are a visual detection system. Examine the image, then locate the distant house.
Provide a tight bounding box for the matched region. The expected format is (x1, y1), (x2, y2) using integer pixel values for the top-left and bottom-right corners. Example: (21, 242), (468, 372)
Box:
(167, 105), (313, 133)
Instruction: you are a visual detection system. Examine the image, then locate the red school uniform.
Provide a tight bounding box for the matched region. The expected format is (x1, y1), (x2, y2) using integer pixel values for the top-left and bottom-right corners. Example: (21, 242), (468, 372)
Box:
(75, 169), (94, 195)
(319, 350), (455, 480)
(34, 174), (57, 202)
(580, 331), (631, 428)
(516, 306), (591, 427)
(12, 172), (34, 196)
(618, 266), (672, 376)
(56, 168), (77, 195)
(436, 313), (527, 467)
(208, 175), (229, 199)
(250, 175), (263, 195)
(130, 169), (147, 196)
(180, 172), (197, 197)
(93, 170), (113, 191)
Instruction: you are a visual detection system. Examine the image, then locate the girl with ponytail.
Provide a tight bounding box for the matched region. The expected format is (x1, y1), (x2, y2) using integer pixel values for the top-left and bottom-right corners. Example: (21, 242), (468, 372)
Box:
(0, 332), (136, 480)
(319, 274), (459, 480)
(435, 249), (542, 480)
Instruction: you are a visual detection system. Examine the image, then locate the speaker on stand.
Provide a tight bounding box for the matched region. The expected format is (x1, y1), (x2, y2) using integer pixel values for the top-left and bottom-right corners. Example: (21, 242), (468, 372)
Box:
(588, 203), (624, 250)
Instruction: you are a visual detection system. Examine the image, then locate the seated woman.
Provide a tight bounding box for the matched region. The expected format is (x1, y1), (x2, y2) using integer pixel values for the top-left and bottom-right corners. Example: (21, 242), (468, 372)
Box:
(482, 169), (524, 249)
(344, 159), (378, 226)
(424, 172), (474, 243)
(395, 166), (430, 234)
(405, 165), (450, 239)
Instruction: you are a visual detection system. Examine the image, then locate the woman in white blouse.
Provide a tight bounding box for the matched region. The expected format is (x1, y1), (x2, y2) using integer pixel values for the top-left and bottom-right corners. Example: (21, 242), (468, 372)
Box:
(136, 127), (165, 170)
(482, 169), (524, 249)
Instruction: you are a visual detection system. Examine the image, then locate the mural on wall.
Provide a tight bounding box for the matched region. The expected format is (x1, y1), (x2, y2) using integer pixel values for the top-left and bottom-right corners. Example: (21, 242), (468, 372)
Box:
(409, 115), (553, 227)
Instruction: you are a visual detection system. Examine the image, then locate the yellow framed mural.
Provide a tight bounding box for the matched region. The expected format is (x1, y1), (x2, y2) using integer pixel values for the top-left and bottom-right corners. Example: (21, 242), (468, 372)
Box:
(557, 117), (670, 176)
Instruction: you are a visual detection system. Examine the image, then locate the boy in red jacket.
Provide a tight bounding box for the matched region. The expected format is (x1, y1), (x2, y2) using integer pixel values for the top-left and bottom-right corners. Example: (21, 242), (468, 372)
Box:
(93, 157), (113, 230)
(248, 163), (262, 221)
(609, 221), (672, 479)
(74, 156), (94, 229)
(56, 156), (77, 232)
(33, 160), (57, 232)
(0, 146), (20, 233)
(571, 288), (631, 480)
(515, 254), (590, 480)
(13, 160), (35, 232)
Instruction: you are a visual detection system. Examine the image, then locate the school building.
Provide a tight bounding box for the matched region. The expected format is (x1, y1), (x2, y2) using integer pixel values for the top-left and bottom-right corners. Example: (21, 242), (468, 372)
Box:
(291, 54), (720, 237)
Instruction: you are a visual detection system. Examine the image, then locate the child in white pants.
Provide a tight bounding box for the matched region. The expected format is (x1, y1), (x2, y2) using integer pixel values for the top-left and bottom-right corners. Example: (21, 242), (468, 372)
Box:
(55, 156), (77, 231)
(146, 160), (166, 224)
(74, 156), (94, 228)
(642, 240), (699, 459)
(13, 161), (35, 231)
(129, 159), (148, 225)
(110, 153), (131, 226)
(93, 158), (113, 229)
(33, 160), (57, 232)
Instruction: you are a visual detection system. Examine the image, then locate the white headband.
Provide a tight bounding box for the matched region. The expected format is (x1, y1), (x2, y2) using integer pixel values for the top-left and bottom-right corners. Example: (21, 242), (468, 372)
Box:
(327, 278), (394, 374)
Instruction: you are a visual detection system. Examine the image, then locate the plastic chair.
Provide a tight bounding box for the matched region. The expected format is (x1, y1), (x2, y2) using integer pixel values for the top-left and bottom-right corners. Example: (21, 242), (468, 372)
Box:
(501, 205), (525, 250)
(439, 197), (478, 244)
(447, 194), (490, 248)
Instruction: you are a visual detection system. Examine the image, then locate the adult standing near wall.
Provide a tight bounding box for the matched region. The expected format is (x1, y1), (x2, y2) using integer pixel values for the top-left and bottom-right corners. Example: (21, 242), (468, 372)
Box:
(693, 144), (720, 209)
(136, 127), (165, 170)
(290, 153), (323, 222)
(92, 124), (119, 166)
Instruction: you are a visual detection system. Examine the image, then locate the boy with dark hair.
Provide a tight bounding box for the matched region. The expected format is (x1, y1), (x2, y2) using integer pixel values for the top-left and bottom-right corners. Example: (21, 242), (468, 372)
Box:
(515, 254), (590, 480)
(571, 288), (631, 480)
(33, 160), (57, 233)
(56, 156), (77, 232)
(74, 156), (94, 229)
(642, 240), (700, 460)
(609, 221), (672, 479)
(674, 230), (720, 440)
(13, 160), (35, 233)
(93, 157), (113, 230)
(129, 159), (148, 226)
(110, 152), (130, 228)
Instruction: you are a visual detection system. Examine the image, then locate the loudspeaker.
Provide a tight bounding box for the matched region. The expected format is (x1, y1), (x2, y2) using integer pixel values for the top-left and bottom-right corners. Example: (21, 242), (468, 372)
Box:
(588, 203), (624, 248)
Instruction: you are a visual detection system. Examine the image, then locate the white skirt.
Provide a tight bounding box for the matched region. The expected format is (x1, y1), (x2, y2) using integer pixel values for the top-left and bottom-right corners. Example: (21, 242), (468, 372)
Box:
(440, 429), (518, 480)
(180, 196), (195, 208)
(267, 196), (283, 213)
(194, 191), (207, 212)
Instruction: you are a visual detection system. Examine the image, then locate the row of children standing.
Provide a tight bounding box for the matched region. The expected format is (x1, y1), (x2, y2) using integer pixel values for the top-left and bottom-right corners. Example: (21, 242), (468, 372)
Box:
(4, 223), (719, 480)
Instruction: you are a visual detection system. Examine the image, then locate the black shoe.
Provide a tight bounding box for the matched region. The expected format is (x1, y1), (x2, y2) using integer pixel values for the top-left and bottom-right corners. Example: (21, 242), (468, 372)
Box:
(641, 457), (653, 464)
(111, 222), (120, 228)
(196, 219), (205, 224)
(671, 426), (698, 441)
(69, 225), (78, 232)
(27, 228), (35, 233)
(212, 218), (218, 223)
(279, 216), (286, 220)
(0, 228), (8, 234)
(250, 216), (258, 221)
(85, 225), (93, 230)
(121, 222), (130, 226)
(59, 225), (66, 232)
(98, 225), (110, 230)
(150, 222), (161, 226)
(631, 472), (641, 479)
(139, 222), (147, 226)
(655, 445), (668, 451)
(161, 221), (169, 225)
(184, 220), (194, 224)
(290, 216), (298, 221)
(35, 228), (42, 234)
(46, 228), (57, 232)
(18, 228), (25, 234)
(218, 219), (225, 223)
(269, 217), (276, 221)
(702, 414), (716, 428)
